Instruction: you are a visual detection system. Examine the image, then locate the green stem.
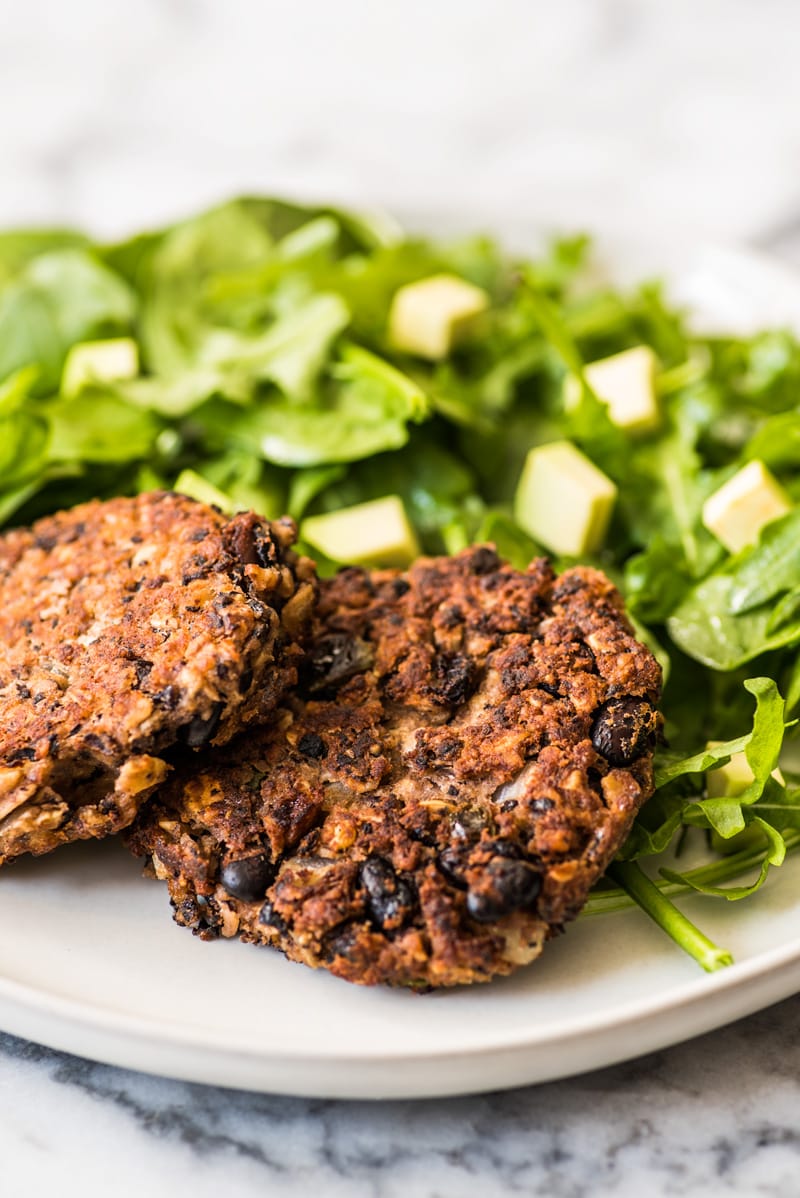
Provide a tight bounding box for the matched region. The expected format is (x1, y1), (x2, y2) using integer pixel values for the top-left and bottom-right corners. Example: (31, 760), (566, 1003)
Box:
(606, 861), (734, 973)
(586, 829), (800, 916)
(521, 275), (586, 378)
(655, 349), (710, 396)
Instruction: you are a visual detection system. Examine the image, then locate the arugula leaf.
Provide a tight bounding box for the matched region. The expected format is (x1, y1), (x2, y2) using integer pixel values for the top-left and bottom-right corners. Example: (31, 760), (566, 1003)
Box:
(654, 734), (753, 789)
(474, 510), (541, 570)
(744, 408), (800, 468)
(587, 829), (800, 916)
(624, 536), (693, 623)
(740, 676), (787, 793)
(767, 587), (800, 634)
(201, 344), (429, 468)
(309, 434), (477, 552)
(0, 365), (39, 416)
(0, 478), (47, 525)
(656, 677), (785, 792)
(288, 464), (347, 520)
(729, 330), (800, 411)
(520, 270), (587, 378)
(135, 200), (275, 374)
(783, 654), (800, 716)
(198, 292), (350, 401)
(198, 449), (286, 519)
(623, 431), (720, 577)
(203, 397), (407, 467)
(45, 392), (161, 463)
(667, 572), (800, 670)
(624, 678), (789, 877)
(332, 343), (430, 422)
(0, 466), (84, 526)
(0, 410), (48, 489)
(617, 789), (686, 861)
(112, 367), (241, 417)
(0, 230), (88, 283)
(172, 468), (234, 513)
(726, 509), (800, 614)
(0, 249), (135, 391)
(661, 817), (786, 900)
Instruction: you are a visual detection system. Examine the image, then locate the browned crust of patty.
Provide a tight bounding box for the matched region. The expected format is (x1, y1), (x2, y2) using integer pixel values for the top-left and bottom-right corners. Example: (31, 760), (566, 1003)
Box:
(0, 491), (317, 863)
(127, 546), (662, 990)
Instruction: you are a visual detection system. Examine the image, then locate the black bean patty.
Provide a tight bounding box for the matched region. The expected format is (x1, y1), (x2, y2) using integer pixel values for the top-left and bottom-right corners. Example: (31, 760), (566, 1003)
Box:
(127, 547), (662, 990)
(0, 491), (317, 864)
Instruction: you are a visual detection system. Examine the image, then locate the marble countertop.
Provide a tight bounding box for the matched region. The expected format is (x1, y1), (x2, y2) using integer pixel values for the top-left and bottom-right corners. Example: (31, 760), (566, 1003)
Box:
(4, 997), (800, 1196)
(3, 1), (800, 1194)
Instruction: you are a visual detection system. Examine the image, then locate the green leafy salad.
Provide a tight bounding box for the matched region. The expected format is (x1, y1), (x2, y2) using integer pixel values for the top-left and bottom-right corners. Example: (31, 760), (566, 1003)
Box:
(3, 195), (800, 971)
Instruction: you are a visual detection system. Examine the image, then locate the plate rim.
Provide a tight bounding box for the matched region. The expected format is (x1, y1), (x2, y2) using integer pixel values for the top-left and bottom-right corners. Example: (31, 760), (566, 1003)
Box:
(3, 931), (800, 1098)
(2, 910), (800, 1067)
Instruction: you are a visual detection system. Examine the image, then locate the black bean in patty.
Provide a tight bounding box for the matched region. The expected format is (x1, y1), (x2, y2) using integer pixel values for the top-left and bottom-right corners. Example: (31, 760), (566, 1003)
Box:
(179, 701), (225, 748)
(359, 855), (415, 931)
(307, 634), (374, 693)
(591, 697), (657, 766)
(429, 653), (478, 706)
(297, 732), (327, 759)
(220, 852), (276, 902)
(466, 857), (542, 923)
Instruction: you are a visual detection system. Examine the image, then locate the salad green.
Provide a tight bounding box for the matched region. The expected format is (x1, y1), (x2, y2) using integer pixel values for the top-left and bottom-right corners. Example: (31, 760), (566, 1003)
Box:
(3, 195), (800, 970)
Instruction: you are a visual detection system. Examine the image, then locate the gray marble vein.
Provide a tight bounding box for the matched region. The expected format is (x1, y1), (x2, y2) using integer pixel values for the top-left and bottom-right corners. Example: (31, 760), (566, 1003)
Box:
(3, 995), (800, 1196)
(3, 1), (800, 1194)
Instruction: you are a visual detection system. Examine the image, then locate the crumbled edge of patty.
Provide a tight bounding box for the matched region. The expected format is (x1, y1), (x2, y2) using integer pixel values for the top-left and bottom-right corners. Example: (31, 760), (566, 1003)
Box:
(127, 546), (661, 989)
(0, 491), (317, 863)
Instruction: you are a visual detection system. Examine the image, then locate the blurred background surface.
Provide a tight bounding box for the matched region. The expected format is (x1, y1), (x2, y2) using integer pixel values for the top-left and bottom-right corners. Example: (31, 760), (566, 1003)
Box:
(4, 0), (800, 273)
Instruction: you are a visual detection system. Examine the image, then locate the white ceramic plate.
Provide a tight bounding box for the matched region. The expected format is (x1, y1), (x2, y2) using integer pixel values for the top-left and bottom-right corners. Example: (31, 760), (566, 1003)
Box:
(2, 244), (800, 1099)
(1, 830), (799, 1099)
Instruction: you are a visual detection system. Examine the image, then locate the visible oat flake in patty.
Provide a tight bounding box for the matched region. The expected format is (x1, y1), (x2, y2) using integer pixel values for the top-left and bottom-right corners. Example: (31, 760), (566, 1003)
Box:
(127, 547), (662, 990)
(0, 491), (317, 864)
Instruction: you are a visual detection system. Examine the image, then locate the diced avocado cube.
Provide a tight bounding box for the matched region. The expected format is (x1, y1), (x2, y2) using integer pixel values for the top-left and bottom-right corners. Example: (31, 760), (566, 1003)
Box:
(706, 742), (785, 798)
(701, 459), (792, 554)
(173, 469), (234, 513)
(514, 440), (617, 557)
(388, 274), (489, 360)
(62, 337), (139, 397)
(302, 495), (420, 567)
(564, 346), (660, 434)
